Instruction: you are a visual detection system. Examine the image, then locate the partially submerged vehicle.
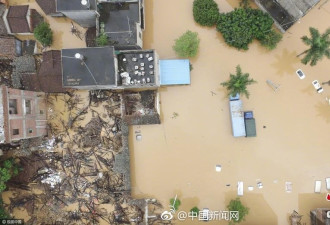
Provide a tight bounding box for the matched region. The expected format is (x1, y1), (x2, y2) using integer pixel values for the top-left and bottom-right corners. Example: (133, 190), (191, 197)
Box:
(229, 94), (256, 137)
(312, 80), (323, 93)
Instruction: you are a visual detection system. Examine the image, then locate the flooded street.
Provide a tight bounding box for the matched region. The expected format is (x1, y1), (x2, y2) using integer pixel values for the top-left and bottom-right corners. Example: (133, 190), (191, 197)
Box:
(131, 0), (330, 224)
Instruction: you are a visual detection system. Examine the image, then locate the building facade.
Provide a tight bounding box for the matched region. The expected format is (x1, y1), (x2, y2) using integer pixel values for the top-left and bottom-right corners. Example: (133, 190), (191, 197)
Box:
(0, 85), (47, 143)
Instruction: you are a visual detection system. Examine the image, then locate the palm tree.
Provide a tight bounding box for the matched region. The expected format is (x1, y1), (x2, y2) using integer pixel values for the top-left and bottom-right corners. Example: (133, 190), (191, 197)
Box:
(297, 27), (330, 66)
(221, 65), (256, 99)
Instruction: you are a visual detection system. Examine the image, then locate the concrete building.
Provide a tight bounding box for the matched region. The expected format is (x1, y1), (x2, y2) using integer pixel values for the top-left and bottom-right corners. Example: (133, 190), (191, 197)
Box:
(61, 46), (160, 90)
(98, 0), (145, 49)
(56, 0), (98, 28)
(0, 85), (47, 143)
(254, 0), (320, 32)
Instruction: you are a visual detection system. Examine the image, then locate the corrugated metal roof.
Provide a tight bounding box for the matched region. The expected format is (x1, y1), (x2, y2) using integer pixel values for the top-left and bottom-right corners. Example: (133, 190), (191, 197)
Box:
(159, 59), (190, 85)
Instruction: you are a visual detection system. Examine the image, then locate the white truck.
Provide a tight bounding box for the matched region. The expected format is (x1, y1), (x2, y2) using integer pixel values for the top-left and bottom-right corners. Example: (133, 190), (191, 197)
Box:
(229, 94), (246, 137)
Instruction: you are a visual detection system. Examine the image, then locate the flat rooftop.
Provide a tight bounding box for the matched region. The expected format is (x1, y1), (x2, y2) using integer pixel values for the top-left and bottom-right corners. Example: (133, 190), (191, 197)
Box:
(99, 2), (139, 47)
(57, 0), (96, 11)
(117, 50), (156, 87)
(61, 47), (116, 88)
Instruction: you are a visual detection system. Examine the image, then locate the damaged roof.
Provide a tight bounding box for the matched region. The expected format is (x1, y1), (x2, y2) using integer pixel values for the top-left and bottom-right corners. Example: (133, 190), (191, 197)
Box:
(22, 51), (66, 93)
(0, 36), (21, 59)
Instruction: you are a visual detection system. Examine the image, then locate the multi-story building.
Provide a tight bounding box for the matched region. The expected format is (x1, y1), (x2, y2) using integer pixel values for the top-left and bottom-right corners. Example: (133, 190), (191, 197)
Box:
(0, 85), (47, 143)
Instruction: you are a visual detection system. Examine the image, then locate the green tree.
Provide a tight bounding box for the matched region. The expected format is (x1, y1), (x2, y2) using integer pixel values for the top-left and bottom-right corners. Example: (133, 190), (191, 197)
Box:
(0, 158), (19, 193)
(33, 22), (53, 47)
(190, 206), (200, 215)
(297, 27), (330, 66)
(193, 0), (220, 27)
(96, 32), (109, 46)
(260, 30), (283, 50)
(221, 65), (256, 99)
(227, 198), (249, 224)
(217, 8), (281, 50)
(169, 198), (181, 211)
(173, 30), (200, 58)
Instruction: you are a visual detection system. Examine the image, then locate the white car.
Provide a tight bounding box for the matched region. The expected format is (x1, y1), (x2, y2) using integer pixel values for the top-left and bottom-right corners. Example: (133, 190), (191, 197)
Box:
(296, 69), (305, 79)
(312, 80), (323, 93)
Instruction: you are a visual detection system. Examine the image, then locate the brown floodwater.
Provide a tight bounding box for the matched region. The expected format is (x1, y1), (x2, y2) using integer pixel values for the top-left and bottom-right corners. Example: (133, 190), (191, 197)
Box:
(130, 0), (330, 224)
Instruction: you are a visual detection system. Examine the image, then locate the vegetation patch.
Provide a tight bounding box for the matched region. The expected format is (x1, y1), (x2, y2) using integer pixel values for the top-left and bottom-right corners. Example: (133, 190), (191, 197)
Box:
(297, 27), (330, 66)
(227, 198), (249, 224)
(216, 8), (282, 50)
(221, 65), (256, 99)
(33, 22), (53, 47)
(173, 30), (200, 58)
(193, 0), (220, 27)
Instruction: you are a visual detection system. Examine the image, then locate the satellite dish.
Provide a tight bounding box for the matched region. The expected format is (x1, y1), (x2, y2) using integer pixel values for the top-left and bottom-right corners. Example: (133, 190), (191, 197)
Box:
(75, 53), (81, 59)
(81, 0), (88, 6)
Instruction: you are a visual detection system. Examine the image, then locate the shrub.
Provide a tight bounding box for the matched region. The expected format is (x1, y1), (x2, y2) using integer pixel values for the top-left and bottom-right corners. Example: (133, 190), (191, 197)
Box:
(173, 30), (200, 58)
(190, 206), (200, 215)
(217, 8), (277, 50)
(259, 29), (283, 50)
(227, 198), (249, 224)
(0, 159), (19, 193)
(96, 33), (109, 46)
(193, 0), (220, 27)
(170, 198), (181, 211)
(33, 22), (53, 47)
(0, 198), (10, 219)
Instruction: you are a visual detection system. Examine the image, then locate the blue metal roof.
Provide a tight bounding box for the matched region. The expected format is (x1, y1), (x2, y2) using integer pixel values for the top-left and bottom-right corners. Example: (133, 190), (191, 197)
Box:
(159, 59), (190, 85)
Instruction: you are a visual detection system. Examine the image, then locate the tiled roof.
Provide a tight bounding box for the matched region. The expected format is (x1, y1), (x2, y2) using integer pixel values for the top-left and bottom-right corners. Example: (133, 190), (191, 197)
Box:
(7, 5), (30, 33)
(36, 0), (56, 15)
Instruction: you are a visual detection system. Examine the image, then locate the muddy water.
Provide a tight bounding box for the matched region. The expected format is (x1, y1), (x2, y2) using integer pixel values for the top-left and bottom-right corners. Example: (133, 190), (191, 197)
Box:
(131, 0), (330, 224)
(9, 0), (86, 50)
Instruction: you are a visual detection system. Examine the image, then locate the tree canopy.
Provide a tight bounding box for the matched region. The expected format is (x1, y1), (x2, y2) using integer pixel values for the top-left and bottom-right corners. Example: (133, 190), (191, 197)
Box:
(193, 0), (220, 27)
(227, 198), (249, 224)
(298, 27), (330, 66)
(33, 22), (53, 47)
(173, 30), (200, 58)
(221, 65), (256, 99)
(217, 8), (281, 50)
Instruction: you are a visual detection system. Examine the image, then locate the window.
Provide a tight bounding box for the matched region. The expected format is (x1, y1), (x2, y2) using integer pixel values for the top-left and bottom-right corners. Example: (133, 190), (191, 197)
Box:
(139, 32), (142, 38)
(12, 129), (19, 135)
(9, 99), (18, 114)
(28, 128), (33, 134)
(40, 110), (44, 115)
(25, 100), (31, 114)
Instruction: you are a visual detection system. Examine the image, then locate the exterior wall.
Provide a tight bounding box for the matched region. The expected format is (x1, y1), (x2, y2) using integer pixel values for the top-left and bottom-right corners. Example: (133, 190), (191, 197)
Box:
(0, 85), (47, 143)
(61, 11), (97, 28)
(136, 22), (143, 49)
(0, 87), (5, 143)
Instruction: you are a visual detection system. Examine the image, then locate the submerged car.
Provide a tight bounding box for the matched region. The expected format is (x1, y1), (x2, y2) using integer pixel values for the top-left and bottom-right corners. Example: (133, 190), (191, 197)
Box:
(312, 80), (323, 93)
(296, 69), (306, 79)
